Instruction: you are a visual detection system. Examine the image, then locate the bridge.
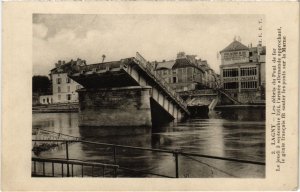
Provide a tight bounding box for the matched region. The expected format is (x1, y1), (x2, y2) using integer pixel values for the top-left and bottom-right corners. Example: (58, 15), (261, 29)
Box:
(65, 52), (190, 127)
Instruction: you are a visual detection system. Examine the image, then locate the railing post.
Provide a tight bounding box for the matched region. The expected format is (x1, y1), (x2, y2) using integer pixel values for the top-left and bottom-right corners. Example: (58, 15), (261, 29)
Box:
(71, 164), (74, 177)
(174, 152), (179, 178)
(66, 141), (70, 177)
(61, 163), (64, 177)
(33, 161), (36, 175)
(113, 146), (117, 177)
(52, 162), (54, 177)
(43, 162), (45, 176)
(81, 165), (84, 177)
(113, 146), (117, 164)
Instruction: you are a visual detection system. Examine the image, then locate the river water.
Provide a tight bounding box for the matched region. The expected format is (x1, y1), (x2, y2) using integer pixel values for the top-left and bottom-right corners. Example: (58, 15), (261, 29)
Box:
(32, 107), (265, 178)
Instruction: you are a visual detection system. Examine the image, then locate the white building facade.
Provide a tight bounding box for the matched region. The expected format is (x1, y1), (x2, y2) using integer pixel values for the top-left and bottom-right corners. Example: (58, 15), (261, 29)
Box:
(39, 95), (53, 104)
(38, 60), (83, 105)
(51, 72), (82, 103)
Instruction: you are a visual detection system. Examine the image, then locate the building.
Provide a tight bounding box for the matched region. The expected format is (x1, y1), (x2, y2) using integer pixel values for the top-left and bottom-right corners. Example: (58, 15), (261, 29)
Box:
(38, 59), (84, 105)
(154, 52), (218, 92)
(219, 40), (266, 104)
(49, 59), (83, 103)
(39, 95), (53, 104)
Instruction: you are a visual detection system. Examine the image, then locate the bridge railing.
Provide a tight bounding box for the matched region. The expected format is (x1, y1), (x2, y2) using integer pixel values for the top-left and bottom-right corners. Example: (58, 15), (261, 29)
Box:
(32, 139), (265, 178)
(217, 88), (241, 104)
(134, 52), (188, 110)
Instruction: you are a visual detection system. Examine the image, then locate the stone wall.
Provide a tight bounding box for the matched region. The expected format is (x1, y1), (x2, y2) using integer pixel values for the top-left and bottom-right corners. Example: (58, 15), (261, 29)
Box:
(78, 86), (152, 127)
(237, 91), (262, 104)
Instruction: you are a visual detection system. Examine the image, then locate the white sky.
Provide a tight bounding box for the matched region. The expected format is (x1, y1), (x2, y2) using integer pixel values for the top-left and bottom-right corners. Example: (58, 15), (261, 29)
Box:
(33, 14), (265, 76)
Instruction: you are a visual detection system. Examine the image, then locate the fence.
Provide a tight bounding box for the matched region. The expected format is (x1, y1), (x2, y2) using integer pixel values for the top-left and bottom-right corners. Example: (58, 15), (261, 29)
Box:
(32, 139), (265, 178)
(32, 157), (118, 177)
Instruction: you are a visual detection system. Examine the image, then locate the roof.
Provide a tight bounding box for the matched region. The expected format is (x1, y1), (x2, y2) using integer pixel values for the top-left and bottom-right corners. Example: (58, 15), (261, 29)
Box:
(173, 58), (207, 73)
(220, 40), (249, 53)
(156, 60), (176, 70)
(199, 60), (208, 66)
(50, 61), (73, 74)
(173, 58), (194, 69)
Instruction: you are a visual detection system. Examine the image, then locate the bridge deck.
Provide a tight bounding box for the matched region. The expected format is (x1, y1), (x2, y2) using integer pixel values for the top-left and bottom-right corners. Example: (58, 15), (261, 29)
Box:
(66, 53), (189, 116)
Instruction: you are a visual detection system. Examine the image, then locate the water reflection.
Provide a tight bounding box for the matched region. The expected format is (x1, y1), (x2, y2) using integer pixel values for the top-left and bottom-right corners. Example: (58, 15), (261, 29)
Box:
(32, 108), (265, 178)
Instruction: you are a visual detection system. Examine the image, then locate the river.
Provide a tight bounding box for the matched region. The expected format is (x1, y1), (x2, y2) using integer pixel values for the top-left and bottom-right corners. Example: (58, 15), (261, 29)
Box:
(32, 107), (265, 178)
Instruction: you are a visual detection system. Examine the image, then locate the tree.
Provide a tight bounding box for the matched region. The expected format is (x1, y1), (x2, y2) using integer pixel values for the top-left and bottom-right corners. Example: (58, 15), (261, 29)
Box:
(32, 75), (51, 94)
(102, 54), (106, 63)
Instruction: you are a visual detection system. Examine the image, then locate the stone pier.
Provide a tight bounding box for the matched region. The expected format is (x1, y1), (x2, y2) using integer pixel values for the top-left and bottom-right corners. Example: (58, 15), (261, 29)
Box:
(77, 86), (152, 127)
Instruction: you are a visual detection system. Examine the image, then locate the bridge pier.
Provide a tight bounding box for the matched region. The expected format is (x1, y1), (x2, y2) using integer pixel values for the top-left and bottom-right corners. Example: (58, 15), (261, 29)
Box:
(77, 86), (152, 127)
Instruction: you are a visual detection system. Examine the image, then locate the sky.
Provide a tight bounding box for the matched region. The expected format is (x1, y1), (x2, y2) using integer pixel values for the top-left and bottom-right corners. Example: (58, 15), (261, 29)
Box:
(33, 14), (265, 76)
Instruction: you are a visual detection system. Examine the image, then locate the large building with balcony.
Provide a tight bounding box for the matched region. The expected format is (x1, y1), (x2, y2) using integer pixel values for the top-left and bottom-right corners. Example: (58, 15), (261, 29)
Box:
(219, 40), (266, 104)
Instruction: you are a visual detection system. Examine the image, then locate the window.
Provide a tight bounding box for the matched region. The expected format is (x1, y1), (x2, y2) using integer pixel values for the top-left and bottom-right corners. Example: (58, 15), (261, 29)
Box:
(56, 78), (61, 84)
(67, 94), (71, 101)
(58, 86), (61, 93)
(241, 67), (257, 76)
(173, 77), (177, 83)
(241, 81), (257, 89)
(223, 68), (238, 77)
(58, 95), (61, 100)
(187, 74), (193, 82)
(67, 86), (70, 92)
(66, 77), (71, 83)
(224, 82), (238, 89)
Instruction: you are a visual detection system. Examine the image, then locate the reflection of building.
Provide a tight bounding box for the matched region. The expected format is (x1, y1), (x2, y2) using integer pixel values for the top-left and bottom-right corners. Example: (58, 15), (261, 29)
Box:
(154, 52), (218, 92)
(219, 40), (266, 103)
(38, 59), (83, 104)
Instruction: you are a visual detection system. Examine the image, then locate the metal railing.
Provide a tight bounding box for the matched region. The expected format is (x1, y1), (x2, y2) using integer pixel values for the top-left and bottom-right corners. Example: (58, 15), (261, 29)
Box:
(133, 52), (189, 114)
(32, 139), (265, 178)
(33, 128), (80, 141)
(32, 157), (118, 177)
(217, 89), (242, 104)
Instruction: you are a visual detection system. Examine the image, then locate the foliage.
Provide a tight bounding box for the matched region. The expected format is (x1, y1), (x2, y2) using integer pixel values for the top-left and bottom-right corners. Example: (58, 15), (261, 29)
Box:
(32, 75), (51, 94)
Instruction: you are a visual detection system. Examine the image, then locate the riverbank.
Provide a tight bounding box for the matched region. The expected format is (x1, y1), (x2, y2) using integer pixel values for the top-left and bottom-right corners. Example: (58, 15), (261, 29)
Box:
(215, 104), (265, 109)
(32, 103), (79, 113)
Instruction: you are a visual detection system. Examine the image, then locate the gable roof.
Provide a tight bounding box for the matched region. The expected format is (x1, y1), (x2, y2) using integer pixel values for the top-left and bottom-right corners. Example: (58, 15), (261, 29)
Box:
(220, 40), (249, 53)
(156, 60), (176, 70)
(173, 58), (206, 73)
(173, 58), (194, 69)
